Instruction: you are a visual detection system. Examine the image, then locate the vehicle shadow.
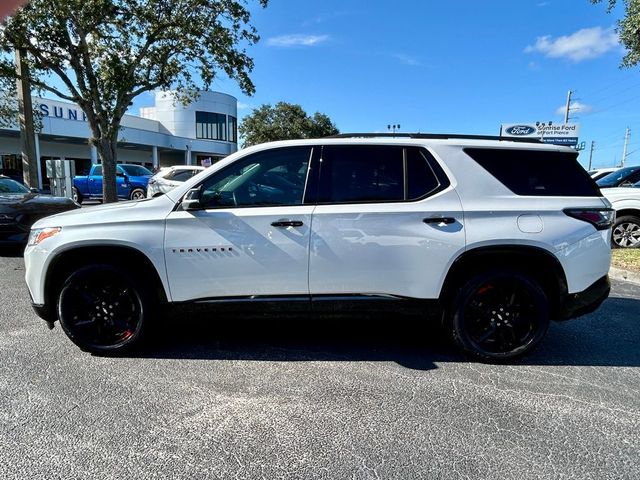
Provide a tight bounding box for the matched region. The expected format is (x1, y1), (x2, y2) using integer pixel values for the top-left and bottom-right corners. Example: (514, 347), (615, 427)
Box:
(142, 314), (456, 371)
(0, 245), (24, 258)
(136, 296), (640, 369)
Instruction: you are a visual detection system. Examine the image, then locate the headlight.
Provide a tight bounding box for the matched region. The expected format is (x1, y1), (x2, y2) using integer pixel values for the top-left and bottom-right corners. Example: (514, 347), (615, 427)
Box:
(28, 227), (62, 246)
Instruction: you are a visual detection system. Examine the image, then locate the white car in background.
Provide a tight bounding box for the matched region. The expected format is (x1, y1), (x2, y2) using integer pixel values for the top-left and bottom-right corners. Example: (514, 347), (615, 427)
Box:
(147, 166), (205, 198)
(602, 187), (640, 248)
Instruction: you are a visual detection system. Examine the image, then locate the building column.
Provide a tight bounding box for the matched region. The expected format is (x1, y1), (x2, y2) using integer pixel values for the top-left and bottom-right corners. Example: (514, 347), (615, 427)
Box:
(90, 145), (98, 164)
(152, 146), (159, 170)
(34, 133), (42, 190)
(185, 144), (192, 165)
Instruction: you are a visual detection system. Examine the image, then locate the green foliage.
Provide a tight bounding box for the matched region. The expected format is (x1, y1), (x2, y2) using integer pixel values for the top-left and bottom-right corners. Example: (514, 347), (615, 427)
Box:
(0, 0), (267, 201)
(239, 102), (339, 147)
(593, 0), (640, 67)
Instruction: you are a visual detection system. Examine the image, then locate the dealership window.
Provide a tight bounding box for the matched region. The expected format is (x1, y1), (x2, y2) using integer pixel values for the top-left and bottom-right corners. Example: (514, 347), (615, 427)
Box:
(196, 112), (227, 141)
(228, 116), (237, 143)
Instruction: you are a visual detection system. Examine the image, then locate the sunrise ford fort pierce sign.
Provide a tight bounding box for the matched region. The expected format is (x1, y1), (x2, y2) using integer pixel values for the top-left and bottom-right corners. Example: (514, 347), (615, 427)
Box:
(500, 123), (580, 146)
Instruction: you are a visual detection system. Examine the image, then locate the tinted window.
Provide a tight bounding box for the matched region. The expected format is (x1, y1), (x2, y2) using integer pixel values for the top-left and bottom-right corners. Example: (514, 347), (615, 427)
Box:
(93, 165), (102, 176)
(169, 170), (195, 182)
(200, 147), (311, 208)
(120, 165), (152, 176)
(465, 148), (600, 197)
(318, 146), (404, 203)
(597, 166), (640, 187)
(407, 147), (440, 199)
(0, 178), (29, 194)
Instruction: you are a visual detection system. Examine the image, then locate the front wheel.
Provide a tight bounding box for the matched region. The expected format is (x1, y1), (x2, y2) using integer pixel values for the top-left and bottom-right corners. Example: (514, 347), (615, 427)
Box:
(57, 264), (150, 354)
(612, 215), (640, 248)
(448, 271), (550, 362)
(130, 188), (146, 200)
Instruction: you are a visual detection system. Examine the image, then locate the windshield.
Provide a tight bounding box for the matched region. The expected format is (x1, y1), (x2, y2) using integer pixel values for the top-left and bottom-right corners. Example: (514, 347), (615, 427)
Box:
(119, 164), (152, 176)
(597, 166), (640, 187)
(0, 177), (29, 194)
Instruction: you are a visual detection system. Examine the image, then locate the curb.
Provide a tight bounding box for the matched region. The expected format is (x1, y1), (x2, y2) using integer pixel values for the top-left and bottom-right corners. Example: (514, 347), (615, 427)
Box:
(609, 266), (640, 285)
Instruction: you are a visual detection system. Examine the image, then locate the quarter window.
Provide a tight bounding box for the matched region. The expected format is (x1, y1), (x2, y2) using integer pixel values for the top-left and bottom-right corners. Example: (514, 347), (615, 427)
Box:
(199, 147), (311, 208)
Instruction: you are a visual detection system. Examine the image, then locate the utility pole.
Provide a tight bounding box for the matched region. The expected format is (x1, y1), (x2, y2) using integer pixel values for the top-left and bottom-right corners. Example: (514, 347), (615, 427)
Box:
(621, 127), (630, 167)
(564, 90), (573, 124)
(588, 140), (595, 170)
(15, 49), (38, 189)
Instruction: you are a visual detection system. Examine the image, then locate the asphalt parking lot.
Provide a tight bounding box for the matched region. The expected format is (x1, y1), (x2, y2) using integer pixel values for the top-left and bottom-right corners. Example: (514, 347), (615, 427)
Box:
(0, 250), (638, 480)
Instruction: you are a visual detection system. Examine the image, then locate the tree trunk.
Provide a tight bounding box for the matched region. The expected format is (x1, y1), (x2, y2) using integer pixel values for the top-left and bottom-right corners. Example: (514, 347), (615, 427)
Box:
(95, 137), (118, 203)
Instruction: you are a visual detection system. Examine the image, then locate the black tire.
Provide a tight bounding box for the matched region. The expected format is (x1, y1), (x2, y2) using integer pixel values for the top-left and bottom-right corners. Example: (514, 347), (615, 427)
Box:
(72, 187), (83, 204)
(57, 264), (152, 355)
(130, 188), (146, 200)
(611, 215), (640, 249)
(448, 271), (550, 362)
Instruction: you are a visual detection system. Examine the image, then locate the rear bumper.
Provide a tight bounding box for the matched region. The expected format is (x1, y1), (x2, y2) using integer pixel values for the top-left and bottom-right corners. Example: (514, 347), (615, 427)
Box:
(556, 275), (610, 321)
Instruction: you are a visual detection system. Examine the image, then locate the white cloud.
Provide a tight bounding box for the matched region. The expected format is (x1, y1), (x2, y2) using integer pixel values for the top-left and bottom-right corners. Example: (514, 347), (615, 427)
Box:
(266, 34), (330, 47)
(555, 101), (593, 116)
(525, 26), (619, 62)
(237, 102), (252, 110)
(394, 54), (421, 67)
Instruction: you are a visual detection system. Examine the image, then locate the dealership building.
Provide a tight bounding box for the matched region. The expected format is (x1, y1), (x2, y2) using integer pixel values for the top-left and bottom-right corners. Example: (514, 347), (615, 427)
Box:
(0, 90), (238, 189)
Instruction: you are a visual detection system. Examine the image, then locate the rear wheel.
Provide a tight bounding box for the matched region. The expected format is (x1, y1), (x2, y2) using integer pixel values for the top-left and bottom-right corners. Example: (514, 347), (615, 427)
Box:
(72, 187), (82, 204)
(130, 188), (146, 200)
(57, 264), (151, 354)
(612, 215), (640, 248)
(448, 271), (550, 362)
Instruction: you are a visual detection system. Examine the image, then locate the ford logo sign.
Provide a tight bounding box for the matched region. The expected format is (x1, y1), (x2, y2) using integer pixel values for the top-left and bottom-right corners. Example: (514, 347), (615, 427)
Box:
(505, 125), (536, 136)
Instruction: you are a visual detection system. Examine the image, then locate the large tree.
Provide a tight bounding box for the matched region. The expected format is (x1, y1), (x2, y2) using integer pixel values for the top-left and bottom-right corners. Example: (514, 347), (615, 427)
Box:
(593, 0), (640, 67)
(0, 0), (267, 202)
(239, 101), (339, 147)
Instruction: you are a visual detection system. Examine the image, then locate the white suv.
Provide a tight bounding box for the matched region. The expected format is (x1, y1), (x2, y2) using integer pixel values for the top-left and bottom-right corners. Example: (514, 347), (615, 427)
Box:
(24, 135), (614, 361)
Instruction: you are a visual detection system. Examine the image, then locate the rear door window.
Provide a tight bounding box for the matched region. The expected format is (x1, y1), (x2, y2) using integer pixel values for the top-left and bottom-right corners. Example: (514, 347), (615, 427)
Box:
(465, 148), (600, 197)
(315, 145), (448, 204)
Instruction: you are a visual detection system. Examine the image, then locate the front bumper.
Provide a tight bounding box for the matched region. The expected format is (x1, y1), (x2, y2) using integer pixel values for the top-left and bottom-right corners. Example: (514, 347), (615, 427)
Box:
(556, 275), (610, 321)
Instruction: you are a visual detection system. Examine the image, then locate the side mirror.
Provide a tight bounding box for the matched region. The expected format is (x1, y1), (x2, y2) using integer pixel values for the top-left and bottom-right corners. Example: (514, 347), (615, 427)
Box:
(29, 187), (39, 194)
(181, 188), (202, 211)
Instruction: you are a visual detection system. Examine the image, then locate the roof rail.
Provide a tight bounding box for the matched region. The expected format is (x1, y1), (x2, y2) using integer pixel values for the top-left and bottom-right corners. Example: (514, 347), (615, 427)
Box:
(326, 133), (544, 144)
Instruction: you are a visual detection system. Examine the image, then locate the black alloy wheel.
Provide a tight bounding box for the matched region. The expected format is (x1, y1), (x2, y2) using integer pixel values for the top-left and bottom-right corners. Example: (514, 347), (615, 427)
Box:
(58, 264), (149, 354)
(449, 271), (550, 362)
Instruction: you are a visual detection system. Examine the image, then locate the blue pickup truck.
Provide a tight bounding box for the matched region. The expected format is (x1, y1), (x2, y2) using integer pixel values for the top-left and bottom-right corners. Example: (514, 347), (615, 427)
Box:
(72, 164), (153, 203)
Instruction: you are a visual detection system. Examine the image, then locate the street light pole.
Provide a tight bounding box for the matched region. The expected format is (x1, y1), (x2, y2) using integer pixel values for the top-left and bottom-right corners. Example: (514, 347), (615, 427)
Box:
(387, 124), (400, 138)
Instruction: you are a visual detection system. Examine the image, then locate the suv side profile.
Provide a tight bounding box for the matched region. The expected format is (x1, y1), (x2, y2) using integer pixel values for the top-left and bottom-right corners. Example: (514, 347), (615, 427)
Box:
(24, 134), (613, 362)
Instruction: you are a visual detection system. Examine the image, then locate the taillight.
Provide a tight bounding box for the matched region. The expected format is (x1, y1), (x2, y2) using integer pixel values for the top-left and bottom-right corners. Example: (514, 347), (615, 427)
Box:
(563, 208), (615, 230)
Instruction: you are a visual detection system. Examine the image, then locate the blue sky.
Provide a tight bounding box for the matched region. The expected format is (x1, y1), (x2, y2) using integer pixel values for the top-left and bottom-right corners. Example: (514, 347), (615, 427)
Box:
(134, 1), (637, 168)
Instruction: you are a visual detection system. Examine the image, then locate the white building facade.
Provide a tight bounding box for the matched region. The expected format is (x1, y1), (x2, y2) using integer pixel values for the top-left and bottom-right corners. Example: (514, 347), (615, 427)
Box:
(0, 90), (238, 189)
